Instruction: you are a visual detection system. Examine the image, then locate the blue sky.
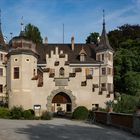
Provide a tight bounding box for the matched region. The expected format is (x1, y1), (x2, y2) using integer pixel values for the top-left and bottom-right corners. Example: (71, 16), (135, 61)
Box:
(0, 0), (140, 43)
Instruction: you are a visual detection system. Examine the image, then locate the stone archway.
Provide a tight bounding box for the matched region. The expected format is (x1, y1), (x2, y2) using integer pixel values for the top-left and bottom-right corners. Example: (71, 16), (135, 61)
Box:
(47, 88), (76, 112)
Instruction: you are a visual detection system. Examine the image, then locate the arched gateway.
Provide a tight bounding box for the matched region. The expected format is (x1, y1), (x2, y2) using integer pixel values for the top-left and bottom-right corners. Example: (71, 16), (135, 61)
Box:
(47, 88), (76, 112)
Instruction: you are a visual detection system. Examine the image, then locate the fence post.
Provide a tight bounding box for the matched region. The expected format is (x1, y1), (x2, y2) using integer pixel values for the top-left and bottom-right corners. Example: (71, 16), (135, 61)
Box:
(132, 114), (140, 136)
(107, 112), (111, 125)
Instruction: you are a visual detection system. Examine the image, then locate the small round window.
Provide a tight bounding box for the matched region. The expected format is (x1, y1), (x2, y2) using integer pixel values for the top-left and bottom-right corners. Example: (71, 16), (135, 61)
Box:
(14, 58), (18, 62)
(26, 59), (30, 62)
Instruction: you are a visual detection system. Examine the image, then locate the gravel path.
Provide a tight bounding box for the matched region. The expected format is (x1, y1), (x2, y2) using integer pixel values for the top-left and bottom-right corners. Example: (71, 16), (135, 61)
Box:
(0, 118), (139, 140)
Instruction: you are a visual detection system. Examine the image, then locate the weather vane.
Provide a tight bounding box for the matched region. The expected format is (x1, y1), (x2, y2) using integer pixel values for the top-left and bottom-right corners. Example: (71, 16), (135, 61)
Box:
(103, 9), (105, 25)
(0, 9), (1, 26)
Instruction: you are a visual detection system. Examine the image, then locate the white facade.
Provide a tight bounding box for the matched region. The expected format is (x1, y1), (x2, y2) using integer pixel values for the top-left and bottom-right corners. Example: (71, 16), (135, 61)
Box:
(6, 41), (114, 114)
(0, 21), (114, 114)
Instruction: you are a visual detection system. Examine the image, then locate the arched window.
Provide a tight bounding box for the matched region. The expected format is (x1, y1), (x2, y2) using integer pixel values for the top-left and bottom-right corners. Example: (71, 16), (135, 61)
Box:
(59, 67), (65, 76)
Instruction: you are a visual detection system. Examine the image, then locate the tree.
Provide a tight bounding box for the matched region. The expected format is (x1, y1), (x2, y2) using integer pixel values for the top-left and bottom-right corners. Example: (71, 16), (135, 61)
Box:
(124, 72), (140, 96)
(107, 24), (140, 95)
(108, 24), (140, 50)
(24, 23), (43, 44)
(86, 32), (99, 44)
(113, 94), (138, 113)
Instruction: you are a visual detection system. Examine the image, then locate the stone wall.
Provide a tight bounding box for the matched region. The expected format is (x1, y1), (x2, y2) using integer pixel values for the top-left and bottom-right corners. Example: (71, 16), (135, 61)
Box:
(93, 111), (140, 136)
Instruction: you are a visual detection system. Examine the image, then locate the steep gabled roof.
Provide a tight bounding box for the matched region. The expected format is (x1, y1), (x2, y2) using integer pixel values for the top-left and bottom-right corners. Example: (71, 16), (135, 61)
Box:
(79, 46), (87, 55)
(36, 43), (101, 64)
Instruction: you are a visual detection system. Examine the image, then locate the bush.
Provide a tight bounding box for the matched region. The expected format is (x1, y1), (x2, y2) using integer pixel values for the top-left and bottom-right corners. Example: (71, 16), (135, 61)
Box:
(28, 109), (35, 115)
(72, 106), (89, 120)
(113, 94), (138, 114)
(41, 111), (53, 120)
(0, 107), (10, 118)
(10, 106), (24, 119)
(23, 110), (34, 120)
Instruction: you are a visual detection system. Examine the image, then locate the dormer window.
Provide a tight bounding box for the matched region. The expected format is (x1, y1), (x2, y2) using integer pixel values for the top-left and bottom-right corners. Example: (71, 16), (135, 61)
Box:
(79, 47), (87, 62)
(80, 54), (85, 62)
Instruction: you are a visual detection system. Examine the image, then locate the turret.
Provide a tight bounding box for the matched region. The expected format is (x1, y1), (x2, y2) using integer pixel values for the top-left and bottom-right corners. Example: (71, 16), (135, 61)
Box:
(96, 10), (114, 98)
(7, 19), (39, 109)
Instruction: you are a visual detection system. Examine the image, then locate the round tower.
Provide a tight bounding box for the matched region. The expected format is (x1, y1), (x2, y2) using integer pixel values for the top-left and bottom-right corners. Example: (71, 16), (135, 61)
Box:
(7, 30), (39, 109)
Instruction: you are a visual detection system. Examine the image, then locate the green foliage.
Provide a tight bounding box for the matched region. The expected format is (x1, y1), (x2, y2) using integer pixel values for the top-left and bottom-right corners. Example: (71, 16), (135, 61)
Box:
(136, 99), (140, 109)
(124, 72), (140, 96)
(28, 109), (35, 115)
(23, 110), (34, 120)
(24, 23), (43, 44)
(0, 107), (10, 118)
(72, 106), (89, 120)
(86, 32), (99, 44)
(10, 106), (24, 119)
(41, 111), (53, 120)
(98, 108), (106, 112)
(108, 24), (140, 96)
(105, 100), (114, 108)
(113, 94), (139, 114)
(108, 24), (140, 50)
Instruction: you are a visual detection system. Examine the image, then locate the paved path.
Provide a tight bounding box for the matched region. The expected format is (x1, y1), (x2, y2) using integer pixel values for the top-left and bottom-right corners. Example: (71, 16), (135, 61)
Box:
(0, 118), (139, 140)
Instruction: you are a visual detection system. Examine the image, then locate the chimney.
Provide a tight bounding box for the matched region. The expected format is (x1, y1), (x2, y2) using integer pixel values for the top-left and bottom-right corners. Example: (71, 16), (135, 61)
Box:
(71, 34), (74, 51)
(44, 37), (48, 44)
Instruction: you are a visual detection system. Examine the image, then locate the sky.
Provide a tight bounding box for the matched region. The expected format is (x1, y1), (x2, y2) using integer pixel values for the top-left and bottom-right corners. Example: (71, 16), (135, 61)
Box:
(0, 0), (140, 43)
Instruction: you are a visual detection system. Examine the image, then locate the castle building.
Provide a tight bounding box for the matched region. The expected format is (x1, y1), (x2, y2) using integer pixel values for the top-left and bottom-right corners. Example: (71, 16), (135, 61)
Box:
(0, 15), (114, 114)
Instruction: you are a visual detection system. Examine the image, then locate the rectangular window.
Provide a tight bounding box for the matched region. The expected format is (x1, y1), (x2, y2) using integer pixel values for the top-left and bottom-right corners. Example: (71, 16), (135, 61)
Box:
(0, 68), (3, 76)
(97, 54), (100, 61)
(102, 54), (104, 61)
(0, 54), (3, 61)
(101, 83), (106, 91)
(108, 83), (113, 92)
(102, 68), (106, 75)
(14, 67), (19, 79)
(85, 68), (89, 76)
(101, 83), (106, 88)
(108, 54), (111, 60)
(108, 53), (112, 61)
(107, 67), (112, 75)
(0, 85), (3, 93)
(89, 68), (94, 75)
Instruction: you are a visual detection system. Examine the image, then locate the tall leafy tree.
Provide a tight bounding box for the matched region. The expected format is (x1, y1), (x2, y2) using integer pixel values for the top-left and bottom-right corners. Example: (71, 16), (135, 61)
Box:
(108, 24), (140, 96)
(124, 71), (140, 96)
(108, 24), (140, 50)
(86, 32), (99, 44)
(24, 23), (43, 44)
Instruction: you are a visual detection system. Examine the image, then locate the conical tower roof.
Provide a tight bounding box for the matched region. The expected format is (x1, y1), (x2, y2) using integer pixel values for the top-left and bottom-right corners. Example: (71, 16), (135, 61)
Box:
(0, 10), (5, 46)
(96, 10), (113, 52)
